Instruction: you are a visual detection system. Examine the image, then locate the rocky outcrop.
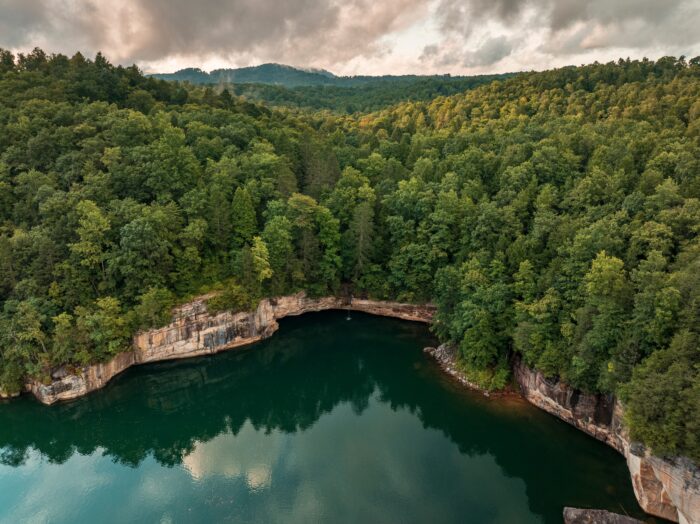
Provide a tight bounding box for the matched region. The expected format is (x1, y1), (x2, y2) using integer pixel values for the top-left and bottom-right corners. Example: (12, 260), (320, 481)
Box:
(423, 347), (699, 523)
(623, 444), (700, 524)
(344, 297), (434, 323)
(0, 388), (20, 400)
(26, 292), (434, 405)
(563, 507), (644, 524)
(512, 357), (623, 453)
(423, 344), (487, 393)
(513, 357), (700, 524)
(131, 295), (276, 364)
(132, 293), (434, 365)
(26, 351), (136, 405)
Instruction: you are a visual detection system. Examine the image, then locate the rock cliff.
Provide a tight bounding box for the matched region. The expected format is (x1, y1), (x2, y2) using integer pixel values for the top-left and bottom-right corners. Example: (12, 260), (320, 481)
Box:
(27, 351), (136, 405)
(423, 346), (699, 524)
(18, 292), (699, 523)
(513, 357), (699, 524)
(25, 292), (434, 405)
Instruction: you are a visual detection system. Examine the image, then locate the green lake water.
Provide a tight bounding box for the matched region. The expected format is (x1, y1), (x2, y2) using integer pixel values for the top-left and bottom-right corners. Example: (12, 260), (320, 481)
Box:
(0, 311), (655, 523)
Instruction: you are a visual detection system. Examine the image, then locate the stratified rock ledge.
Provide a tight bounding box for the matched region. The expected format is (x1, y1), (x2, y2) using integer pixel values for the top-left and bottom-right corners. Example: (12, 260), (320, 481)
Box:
(424, 343), (700, 524)
(17, 290), (700, 524)
(25, 292), (434, 405)
(514, 355), (700, 524)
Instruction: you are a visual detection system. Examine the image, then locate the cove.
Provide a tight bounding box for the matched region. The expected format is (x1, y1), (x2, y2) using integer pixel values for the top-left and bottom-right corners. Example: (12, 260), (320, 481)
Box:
(0, 312), (654, 523)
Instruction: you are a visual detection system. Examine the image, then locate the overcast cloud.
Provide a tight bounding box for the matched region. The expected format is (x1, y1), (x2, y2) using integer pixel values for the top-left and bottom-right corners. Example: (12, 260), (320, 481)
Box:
(0, 0), (698, 75)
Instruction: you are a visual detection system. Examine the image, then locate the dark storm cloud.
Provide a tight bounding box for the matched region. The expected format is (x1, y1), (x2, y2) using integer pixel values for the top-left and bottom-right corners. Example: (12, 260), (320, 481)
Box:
(421, 35), (515, 68)
(123, 0), (341, 61)
(133, 0), (427, 65)
(420, 0), (700, 70)
(433, 0), (690, 33)
(548, 0), (675, 31)
(0, 0), (47, 45)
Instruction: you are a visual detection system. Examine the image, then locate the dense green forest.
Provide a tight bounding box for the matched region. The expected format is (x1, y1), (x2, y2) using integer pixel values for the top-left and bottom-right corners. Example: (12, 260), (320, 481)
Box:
(151, 63), (339, 86)
(150, 62), (507, 87)
(0, 48), (699, 462)
(226, 75), (513, 113)
(152, 63), (512, 113)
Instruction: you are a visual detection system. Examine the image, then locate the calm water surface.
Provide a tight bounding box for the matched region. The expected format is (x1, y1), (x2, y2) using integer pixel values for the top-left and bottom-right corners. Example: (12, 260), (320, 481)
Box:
(0, 312), (654, 523)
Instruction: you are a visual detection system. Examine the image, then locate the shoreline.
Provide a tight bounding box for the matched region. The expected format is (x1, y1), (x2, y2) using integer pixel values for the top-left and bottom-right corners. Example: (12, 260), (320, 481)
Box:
(424, 342), (699, 524)
(3, 292), (697, 523)
(423, 343), (520, 399)
(19, 292), (435, 405)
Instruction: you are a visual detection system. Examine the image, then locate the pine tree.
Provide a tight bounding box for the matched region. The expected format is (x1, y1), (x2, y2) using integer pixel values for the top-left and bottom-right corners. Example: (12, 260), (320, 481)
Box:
(231, 187), (257, 249)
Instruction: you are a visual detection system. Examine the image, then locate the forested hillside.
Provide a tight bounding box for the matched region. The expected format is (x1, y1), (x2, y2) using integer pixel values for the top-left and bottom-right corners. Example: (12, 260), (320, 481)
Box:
(153, 63), (511, 113)
(226, 74), (513, 113)
(151, 63), (338, 87)
(0, 49), (698, 462)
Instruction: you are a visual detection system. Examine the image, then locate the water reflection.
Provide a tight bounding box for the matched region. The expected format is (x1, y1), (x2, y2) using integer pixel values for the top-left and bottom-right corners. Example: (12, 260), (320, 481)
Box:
(181, 423), (276, 488)
(0, 312), (652, 523)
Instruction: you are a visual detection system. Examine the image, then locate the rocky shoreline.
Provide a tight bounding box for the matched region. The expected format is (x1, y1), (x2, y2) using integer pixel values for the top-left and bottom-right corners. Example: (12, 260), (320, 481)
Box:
(20, 292), (434, 405)
(423, 344), (486, 392)
(422, 343), (517, 398)
(4, 292), (698, 523)
(424, 343), (700, 524)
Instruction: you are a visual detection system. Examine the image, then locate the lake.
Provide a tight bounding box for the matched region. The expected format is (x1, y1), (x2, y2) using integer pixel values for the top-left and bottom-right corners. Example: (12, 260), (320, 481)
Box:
(0, 311), (652, 523)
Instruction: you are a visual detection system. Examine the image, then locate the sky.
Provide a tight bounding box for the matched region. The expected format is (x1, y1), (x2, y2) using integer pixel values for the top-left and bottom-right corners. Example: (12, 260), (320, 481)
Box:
(0, 0), (699, 76)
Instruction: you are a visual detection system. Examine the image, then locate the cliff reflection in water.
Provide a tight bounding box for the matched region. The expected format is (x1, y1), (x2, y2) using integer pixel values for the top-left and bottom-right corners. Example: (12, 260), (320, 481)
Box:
(0, 312), (648, 523)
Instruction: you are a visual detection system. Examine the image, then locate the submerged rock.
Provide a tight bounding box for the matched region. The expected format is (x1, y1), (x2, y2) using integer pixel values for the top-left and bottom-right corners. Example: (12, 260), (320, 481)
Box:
(563, 507), (644, 524)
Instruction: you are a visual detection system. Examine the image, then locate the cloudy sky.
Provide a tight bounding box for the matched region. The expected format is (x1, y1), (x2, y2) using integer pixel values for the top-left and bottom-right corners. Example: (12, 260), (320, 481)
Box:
(1, 0), (699, 75)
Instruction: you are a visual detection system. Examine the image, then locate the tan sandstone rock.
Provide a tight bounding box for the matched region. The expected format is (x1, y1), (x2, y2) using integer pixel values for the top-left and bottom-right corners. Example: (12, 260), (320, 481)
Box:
(513, 357), (699, 524)
(28, 292), (434, 405)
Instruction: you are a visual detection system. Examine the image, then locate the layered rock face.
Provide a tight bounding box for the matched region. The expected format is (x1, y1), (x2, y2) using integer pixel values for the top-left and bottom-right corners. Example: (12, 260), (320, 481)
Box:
(20, 292), (699, 523)
(513, 357), (700, 524)
(133, 293), (434, 365)
(27, 351), (136, 405)
(422, 346), (699, 523)
(26, 293), (434, 405)
(512, 357), (623, 453)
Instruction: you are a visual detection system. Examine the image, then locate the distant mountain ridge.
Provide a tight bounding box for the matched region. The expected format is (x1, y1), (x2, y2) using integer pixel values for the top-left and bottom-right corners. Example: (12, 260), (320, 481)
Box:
(149, 62), (471, 87)
(150, 63), (338, 87)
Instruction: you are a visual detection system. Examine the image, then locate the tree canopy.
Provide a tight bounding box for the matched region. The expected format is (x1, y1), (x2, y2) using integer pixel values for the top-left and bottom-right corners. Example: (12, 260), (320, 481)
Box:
(0, 49), (699, 461)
